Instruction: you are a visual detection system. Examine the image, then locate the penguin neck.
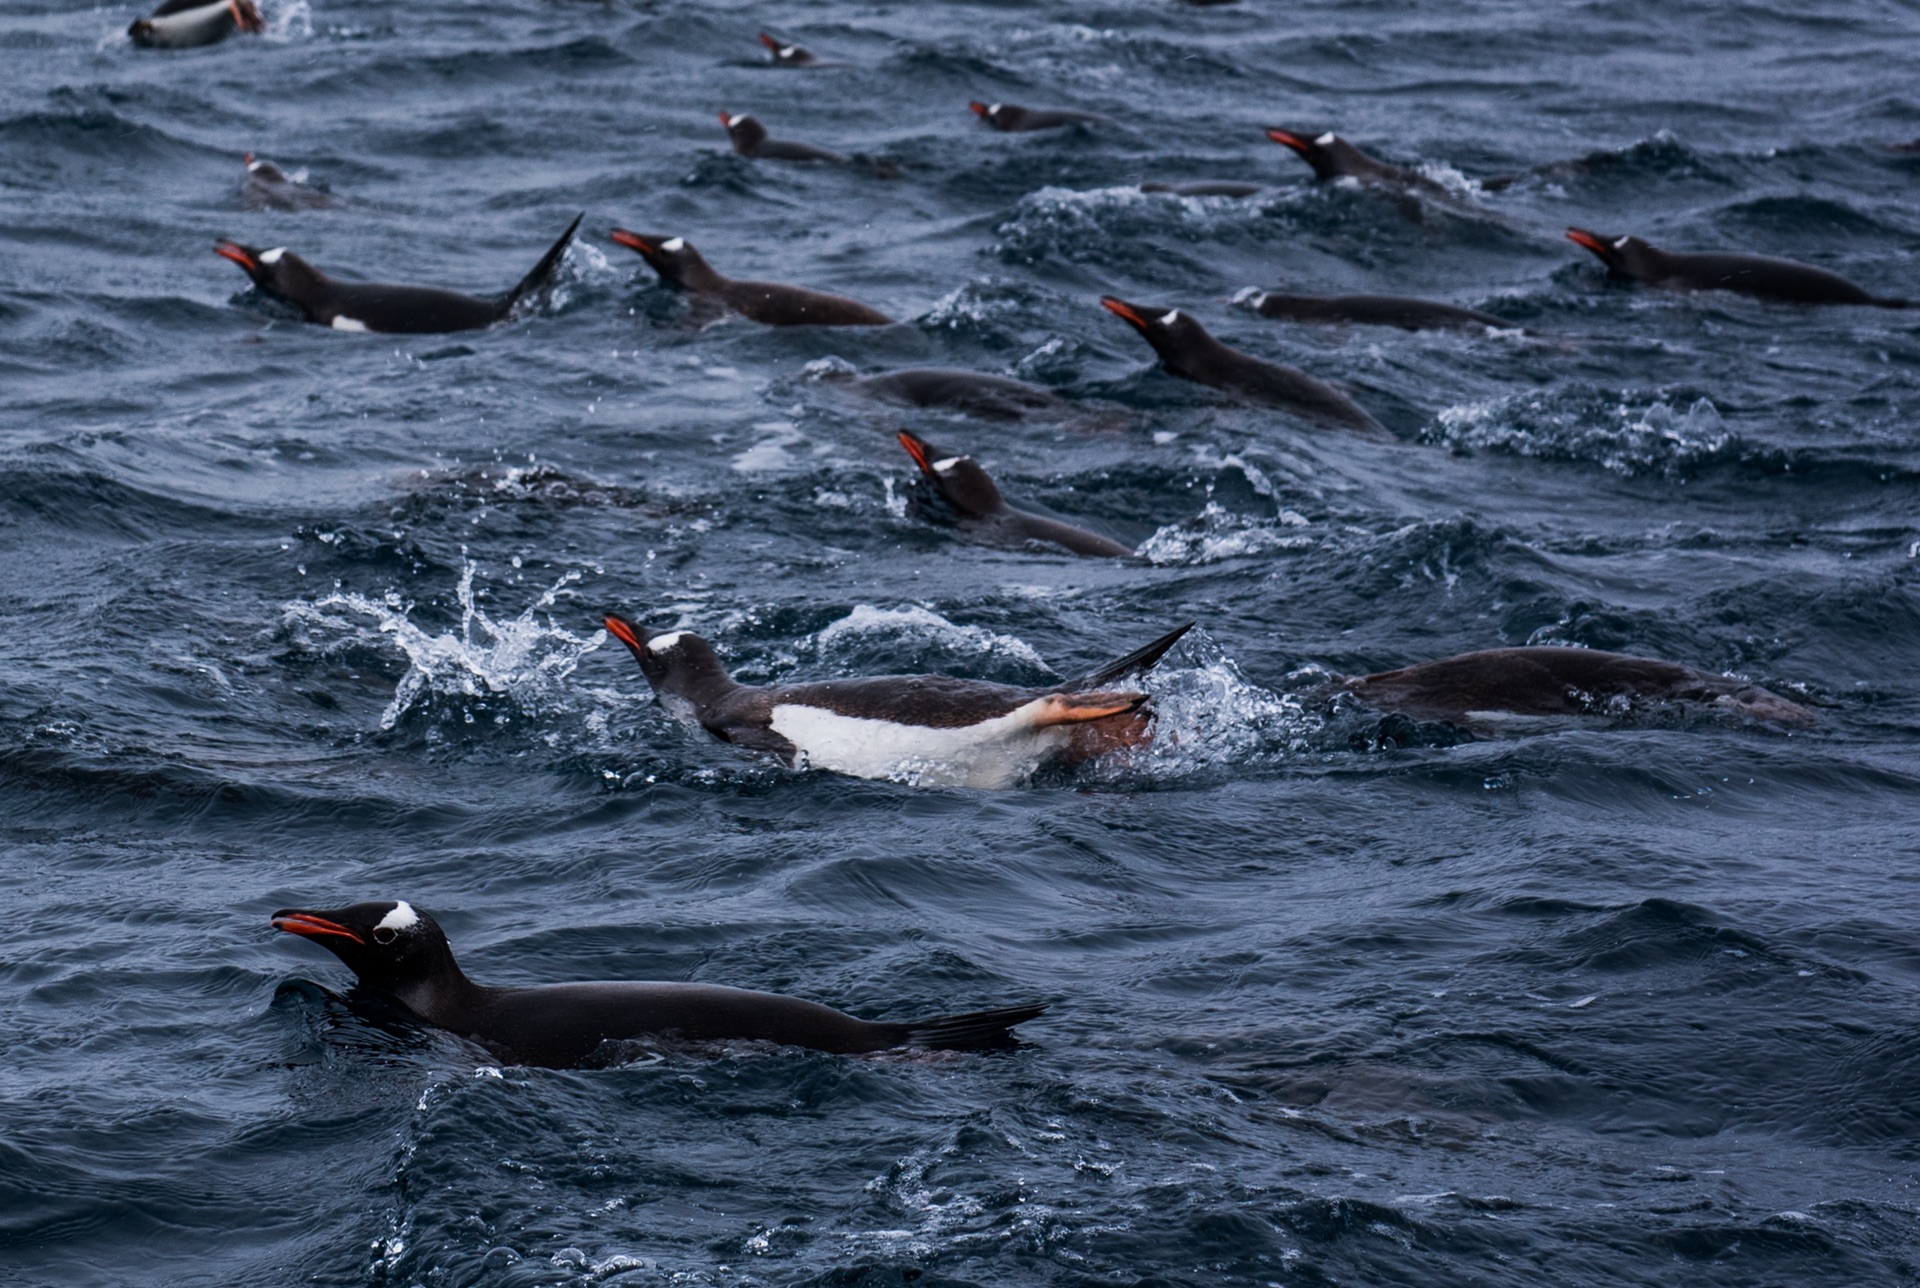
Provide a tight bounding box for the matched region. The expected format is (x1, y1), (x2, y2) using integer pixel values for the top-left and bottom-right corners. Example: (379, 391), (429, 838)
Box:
(675, 253), (726, 294)
(388, 952), (489, 1029)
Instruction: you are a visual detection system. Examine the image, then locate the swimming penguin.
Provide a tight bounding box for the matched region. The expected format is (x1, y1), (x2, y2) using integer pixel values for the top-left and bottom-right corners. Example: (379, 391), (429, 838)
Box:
(1266, 129), (1447, 193)
(759, 31), (829, 67)
(1139, 181), (1265, 197)
(819, 366), (1068, 419)
(602, 614), (1193, 787)
(1265, 128), (1480, 220)
(609, 229), (894, 326)
(1335, 647), (1812, 729)
(240, 154), (338, 211)
(129, 0), (262, 47)
(1100, 296), (1386, 433)
(273, 900), (1046, 1068)
(213, 214), (581, 333)
(719, 112), (850, 164)
(1232, 286), (1516, 332)
(1565, 229), (1908, 307)
(969, 102), (1109, 133)
(897, 430), (1133, 558)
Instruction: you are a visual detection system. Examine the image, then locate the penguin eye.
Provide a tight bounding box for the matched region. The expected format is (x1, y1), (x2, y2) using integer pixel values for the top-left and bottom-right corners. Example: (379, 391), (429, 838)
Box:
(373, 926), (397, 945)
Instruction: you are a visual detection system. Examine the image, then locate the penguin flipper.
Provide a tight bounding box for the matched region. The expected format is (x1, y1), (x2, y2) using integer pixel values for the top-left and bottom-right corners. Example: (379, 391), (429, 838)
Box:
(504, 212), (583, 314)
(1062, 622), (1194, 689)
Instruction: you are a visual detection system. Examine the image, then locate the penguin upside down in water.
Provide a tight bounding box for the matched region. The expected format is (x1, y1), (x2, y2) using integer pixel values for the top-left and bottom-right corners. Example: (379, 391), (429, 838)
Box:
(214, 214), (581, 333)
(1333, 646), (1812, 731)
(602, 614), (1193, 788)
(273, 901), (1045, 1068)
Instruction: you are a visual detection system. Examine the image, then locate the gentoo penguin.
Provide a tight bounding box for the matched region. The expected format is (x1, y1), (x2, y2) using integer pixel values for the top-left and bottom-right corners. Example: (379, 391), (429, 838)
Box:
(969, 102), (1109, 133)
(1336, 647), (1812, 729)
(1100, 296), (1386, 434)
(214, 214), (581, 333)
(609, 228), (893, 326)
(820, 366), (1068, 419)
(1140, 181), (1264, 197)
(1233, 286), (1515, 332)
(718, 112), (850, 164)
(1566, 229), (1908, 307)
(240, 154), (338, 211)
(1266, 129), (1448, 193)
(129, 0), (262, 47)
(602, 614), (1193, 787)
(759, 31), (827, 67)
(897, 430), (1132, 558)
(273, 900), (1046, 1068)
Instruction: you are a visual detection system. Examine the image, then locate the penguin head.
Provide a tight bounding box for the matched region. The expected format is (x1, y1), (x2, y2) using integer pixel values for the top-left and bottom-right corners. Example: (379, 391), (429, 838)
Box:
(214, 241), (325, 303)
(897, 430), (1005, 518)
(718, 112), (768, 154)
(1265, 128), (1352, 180)
(608, 229), (717, 291)
(272, 900), (458, 991)
(603, 613), (737, 707)
(1566, 228), (1657, 276)
(758, 32), (815, 65)
(969, 101), (1025, 131)
(243, 154), (289, 184)
(1100, 296), (1216, 371)
(1230, 286), (1270, 311)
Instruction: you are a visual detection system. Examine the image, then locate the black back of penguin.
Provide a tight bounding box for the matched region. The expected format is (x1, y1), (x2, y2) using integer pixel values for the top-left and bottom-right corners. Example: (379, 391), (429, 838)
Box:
(271, 900), (1045, 1066)
(1100, 296), (1386, 433)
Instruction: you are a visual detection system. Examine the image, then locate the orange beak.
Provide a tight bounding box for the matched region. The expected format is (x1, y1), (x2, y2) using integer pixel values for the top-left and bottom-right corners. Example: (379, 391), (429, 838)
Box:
(969, 101), (990, 118)
(1100, 295), (1148, 329)
(272, 912), (364, 944)
(1566, 228), (1609, 255)
(758, 32), (779, 52)
(718, 112), (734, 127)
(896, 430), (935, 474)
(1266, 128), (1310, 155)
(214, 240), (256, 270)
(603, 614), (646, 653)
(608, 228), (654, 256)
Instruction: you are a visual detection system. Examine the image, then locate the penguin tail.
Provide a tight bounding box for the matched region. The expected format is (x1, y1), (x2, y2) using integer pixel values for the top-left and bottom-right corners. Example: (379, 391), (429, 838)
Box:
(505, 212), (584, 313)
(899, 1002), (1046, 1051)
(1065, 622), (1195, 689)
(1875, 296), (1910, 309)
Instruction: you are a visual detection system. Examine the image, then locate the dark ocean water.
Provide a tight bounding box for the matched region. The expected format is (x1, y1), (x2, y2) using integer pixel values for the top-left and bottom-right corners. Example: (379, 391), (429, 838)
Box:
(4, 0), (1920, 1283)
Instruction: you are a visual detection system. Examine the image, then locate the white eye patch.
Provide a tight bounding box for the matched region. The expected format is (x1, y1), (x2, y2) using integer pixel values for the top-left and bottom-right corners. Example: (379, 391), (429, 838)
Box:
(988, 103), (1003, 114)
(259, 247), (285, 264)
(1315, 132), (1335, 145)
(377, 902), (419, 933)
(1232, 287), (1264, 305)
(648, 631), (685, 652)
(661, 237), (685, 253)
(778, 45), (796, 56)
(932, 457), (962, 473)
(1159, 309), (1182, 325)
(1614, 236), (1630, 249)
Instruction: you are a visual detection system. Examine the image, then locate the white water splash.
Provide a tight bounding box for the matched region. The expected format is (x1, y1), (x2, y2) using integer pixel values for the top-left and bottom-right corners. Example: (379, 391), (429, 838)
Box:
(1138, 501), (1315, 566)
(1088, 632), (1319, 781)
(284, 561), (602, 730)
(812, 605), (1048, 671)
(1432, 391), (1733, 476)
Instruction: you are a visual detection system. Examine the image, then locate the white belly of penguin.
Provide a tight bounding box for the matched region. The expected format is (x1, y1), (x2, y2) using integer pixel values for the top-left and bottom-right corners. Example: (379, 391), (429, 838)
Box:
(768, 697), (1069, 789)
